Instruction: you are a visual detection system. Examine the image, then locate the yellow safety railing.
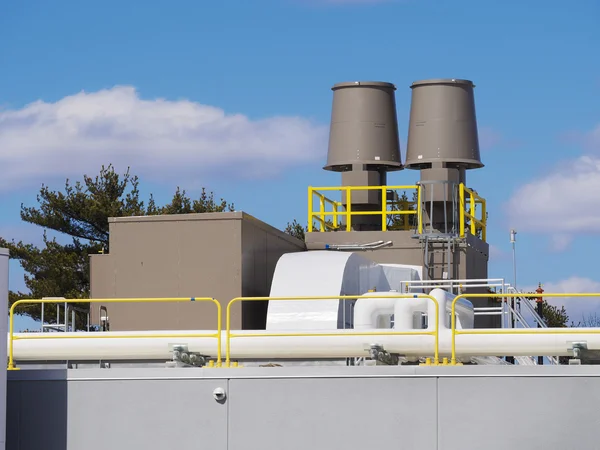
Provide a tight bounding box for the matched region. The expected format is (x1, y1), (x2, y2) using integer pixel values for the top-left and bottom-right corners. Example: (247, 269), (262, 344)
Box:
(307, 185), (422, 233)
(225, 294), (439, 367)
(8, 297), (222, 370)
(450, 292), (600, 365)
(459, 184), (486, 241)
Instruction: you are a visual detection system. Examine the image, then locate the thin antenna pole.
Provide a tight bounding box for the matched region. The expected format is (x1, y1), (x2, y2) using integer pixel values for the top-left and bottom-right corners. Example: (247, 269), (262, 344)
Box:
(510, 229), (517, 289)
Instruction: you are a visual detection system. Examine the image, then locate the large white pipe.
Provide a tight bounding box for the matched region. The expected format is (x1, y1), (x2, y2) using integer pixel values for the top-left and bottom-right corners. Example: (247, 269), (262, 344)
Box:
(10, 327), (600, 361)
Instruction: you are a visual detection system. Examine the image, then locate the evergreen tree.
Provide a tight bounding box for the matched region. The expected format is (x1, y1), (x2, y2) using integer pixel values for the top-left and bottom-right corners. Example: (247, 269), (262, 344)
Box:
(0, 164), (234, 329)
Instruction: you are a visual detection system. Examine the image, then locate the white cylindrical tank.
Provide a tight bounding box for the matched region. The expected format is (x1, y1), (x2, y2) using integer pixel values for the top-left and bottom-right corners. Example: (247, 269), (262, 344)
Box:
(0, 248), (9, 450)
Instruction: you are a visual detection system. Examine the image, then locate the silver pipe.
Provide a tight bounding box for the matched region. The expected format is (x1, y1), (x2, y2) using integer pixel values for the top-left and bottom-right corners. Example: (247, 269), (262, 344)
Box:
(326, 241), (392, 251)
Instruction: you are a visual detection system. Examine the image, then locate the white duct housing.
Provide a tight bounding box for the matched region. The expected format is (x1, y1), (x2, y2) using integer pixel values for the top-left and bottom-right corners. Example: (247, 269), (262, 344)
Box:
(266, 251), (420, 330)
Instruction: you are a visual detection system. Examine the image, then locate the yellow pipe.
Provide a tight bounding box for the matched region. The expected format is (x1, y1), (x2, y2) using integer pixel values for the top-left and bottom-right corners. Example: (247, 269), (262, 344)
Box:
(313, 185), (419, 191)
(450, 292), (600, 365)
(8, 297), (222, 370)
(225, 294), (440, 367)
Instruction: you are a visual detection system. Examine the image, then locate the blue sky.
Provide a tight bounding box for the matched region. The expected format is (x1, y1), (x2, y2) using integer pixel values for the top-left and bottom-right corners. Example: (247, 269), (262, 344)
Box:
(1, 0), (599, 330)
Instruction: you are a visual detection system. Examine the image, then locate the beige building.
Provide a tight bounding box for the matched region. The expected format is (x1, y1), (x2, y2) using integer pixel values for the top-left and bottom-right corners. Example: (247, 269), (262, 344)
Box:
(90, 212), (305, 331)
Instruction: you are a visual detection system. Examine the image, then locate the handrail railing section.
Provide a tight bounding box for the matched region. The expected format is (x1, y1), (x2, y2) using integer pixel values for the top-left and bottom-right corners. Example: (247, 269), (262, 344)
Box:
(450, 292), (600, 366)
(225, 294), (440, 367)
(307, 185), (422, 233)
(308, 183), (487, 241)
(8, 297), (222, 370)
(459, 184), (486, 241)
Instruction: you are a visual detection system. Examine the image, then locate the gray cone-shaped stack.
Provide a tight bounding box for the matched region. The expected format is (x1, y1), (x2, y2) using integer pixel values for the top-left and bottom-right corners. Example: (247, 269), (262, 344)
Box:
(324, 81), (402, 172)
(405, 78), (483, 170)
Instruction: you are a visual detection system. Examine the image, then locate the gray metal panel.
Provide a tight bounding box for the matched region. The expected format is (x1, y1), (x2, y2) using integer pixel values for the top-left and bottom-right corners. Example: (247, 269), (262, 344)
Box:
(228, 377), (437, 450)
(67, 379), (227, 450)
(405, 78), (483, 169)
(7, 380), (69, 450)
(324, 81), (402, 171)
(7, 377), (228, 450)
(438, 376), (600, 450)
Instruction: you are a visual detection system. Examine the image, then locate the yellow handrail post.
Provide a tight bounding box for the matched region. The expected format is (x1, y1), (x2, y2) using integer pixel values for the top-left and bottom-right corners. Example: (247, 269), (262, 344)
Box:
(381, 186), (387, 231)
(481, 198), (487, 241)
(346, 188), (352, 232)
(307, 187), (313, 233)
(319, 195), (325, 232)
(333, 201), (338, 229)
(417, 184), (423, 234)
(469, 192), (476, 236)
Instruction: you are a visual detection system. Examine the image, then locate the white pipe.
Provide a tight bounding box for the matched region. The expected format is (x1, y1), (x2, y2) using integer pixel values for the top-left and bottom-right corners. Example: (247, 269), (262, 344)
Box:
(10, 327), (600, 361)
(353, 297), (397, 330)
(352, 288), (474, 331)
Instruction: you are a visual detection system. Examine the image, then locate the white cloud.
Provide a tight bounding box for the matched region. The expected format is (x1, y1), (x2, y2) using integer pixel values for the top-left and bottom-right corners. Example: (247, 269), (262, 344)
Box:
(478, 126), (502, 150)
(585, 123), (600, 151)
(549, 234), (573, 252)
(489, 244), (507, 260)
(529, 277), (600, 324)
(505, 152), (600, 250)
(0, 86), (329, 192)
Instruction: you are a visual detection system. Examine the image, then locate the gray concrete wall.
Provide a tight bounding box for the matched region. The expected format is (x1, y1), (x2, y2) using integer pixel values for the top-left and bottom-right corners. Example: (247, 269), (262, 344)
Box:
(7, 365), (600, 450)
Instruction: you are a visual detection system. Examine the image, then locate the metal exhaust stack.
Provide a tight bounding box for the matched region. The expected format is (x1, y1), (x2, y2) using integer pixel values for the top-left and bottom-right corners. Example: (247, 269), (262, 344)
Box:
(405, 78), (483, 234)
(324, 81), (402, 231)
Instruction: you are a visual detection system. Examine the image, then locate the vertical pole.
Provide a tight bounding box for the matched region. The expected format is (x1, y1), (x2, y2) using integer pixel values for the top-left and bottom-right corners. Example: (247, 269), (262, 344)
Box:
(459, 184), (465, 238)
(537, 300), (544, 365)
(510, 229), (517, 290)
(507, 229), (518, 364)
(510, 229), (517, 330)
